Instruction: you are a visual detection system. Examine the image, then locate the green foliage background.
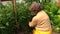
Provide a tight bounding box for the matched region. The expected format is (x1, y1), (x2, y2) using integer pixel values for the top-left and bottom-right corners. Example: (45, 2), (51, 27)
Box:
(0, 0), (60, 34)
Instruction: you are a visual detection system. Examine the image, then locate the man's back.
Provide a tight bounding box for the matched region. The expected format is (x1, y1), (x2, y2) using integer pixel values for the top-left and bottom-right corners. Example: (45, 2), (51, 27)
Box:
(34, 10), (52, 31)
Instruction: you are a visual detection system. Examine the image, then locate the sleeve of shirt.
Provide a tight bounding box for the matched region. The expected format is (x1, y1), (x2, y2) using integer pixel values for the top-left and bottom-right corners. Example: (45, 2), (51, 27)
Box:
(29, 16), (37, 27)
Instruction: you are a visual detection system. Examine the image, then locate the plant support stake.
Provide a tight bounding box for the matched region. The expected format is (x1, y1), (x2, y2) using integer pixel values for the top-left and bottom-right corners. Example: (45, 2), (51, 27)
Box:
(13, 0), (20, 29)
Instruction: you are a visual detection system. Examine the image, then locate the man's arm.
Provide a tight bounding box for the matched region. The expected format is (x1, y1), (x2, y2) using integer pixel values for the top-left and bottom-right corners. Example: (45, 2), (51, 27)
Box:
(29, 17), (37, 27)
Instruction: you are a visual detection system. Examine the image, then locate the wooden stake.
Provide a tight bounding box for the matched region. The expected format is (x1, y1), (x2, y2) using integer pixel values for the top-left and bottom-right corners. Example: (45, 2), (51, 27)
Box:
(13, 0), (19, 29)
(0, 0), (1, 2)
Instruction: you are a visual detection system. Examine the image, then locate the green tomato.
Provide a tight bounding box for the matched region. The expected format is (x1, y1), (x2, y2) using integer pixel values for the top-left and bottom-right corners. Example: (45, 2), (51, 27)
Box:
(56, 27), (60, 31)
(57, 9), (60, 14)
(57, 15), (60, 20)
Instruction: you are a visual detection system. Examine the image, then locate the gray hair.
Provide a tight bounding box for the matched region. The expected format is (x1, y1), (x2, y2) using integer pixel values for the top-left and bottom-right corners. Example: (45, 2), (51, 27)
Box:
(29, 2), (41, 12)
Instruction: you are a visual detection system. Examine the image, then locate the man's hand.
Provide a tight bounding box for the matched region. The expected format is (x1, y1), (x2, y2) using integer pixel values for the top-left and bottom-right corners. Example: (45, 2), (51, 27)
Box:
(29, 22), (32, 27)
(29, 21), (35, 27)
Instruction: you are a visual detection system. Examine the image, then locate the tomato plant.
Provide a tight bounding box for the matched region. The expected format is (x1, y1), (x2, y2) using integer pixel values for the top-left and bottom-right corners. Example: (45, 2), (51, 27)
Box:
(0, 0), (60, 34)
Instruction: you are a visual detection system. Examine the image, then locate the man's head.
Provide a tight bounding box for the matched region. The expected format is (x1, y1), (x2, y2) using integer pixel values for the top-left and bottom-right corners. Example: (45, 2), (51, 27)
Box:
(29, 2), (42, 13)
